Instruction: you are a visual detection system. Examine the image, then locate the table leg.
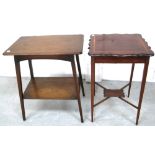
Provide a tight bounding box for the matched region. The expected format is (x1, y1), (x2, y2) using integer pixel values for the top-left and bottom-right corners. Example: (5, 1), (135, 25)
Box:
(28, 59), (34, 78)
(91, 58), (95, 122)
(76, 55), (85, 96)
(128, 63), (135, 97)
(136, 59), (149, 125)
(14, 57), (26, 121)
(71, 56), (84, 122)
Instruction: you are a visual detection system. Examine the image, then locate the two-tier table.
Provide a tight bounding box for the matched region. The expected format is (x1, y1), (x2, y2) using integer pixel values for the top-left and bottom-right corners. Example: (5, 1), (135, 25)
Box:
(89, 34), (154, 125)
(3, 35), (85, 122)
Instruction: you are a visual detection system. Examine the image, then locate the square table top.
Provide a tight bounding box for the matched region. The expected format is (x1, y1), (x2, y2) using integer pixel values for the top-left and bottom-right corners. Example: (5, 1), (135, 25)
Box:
(89, 34), (154, 57)
(3, 35), (83, 56)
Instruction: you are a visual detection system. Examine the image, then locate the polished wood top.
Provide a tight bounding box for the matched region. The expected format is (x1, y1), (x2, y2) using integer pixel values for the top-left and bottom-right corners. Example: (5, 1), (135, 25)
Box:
(89, 34), (154, 57)
(3, 35), (83, 56)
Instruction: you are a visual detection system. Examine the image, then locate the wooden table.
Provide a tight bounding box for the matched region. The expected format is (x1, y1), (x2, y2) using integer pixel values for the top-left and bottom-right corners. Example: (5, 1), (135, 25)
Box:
(3, 35), (85, 122)
(89, 34), (154, 125)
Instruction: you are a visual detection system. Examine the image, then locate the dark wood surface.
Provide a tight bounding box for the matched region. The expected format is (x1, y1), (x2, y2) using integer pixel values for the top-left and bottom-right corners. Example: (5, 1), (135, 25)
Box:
(3, 35), (83, 56)
(4, 35), (84, 122)
(89, 34), (154, 57)
(104, 89), (125, 97)
(89, 34), (153, 124)
(24, 77), (78, 99)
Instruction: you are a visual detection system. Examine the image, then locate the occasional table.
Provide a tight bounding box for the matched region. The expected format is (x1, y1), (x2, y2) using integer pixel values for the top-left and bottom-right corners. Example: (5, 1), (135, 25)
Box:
(3, 35), (85, 122)
(89, 34), (154, 125)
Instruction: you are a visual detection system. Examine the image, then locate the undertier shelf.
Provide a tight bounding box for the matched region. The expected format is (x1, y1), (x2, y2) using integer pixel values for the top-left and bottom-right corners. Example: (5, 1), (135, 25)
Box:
(24, 77), (78, 100)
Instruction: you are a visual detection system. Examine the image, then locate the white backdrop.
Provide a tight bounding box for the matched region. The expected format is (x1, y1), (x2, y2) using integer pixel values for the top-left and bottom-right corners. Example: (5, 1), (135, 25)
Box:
(0, 0), (155, 82)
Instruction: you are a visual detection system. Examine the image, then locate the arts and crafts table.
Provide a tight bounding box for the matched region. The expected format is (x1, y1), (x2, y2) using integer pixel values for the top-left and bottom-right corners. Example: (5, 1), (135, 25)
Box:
(3, 35), (85, 122)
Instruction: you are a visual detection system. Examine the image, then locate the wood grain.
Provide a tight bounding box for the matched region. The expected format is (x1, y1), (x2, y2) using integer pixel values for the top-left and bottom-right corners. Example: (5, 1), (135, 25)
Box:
(104, 89), (125, 97)
(3, 35), (83, 56)
(89, 34), (154, 56)
(24, 77), (78, 99)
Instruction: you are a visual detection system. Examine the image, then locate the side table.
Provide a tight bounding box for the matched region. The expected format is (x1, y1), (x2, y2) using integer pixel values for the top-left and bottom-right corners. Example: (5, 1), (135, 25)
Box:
(89, 34), (154, 125)
(3, 35), (85, 122)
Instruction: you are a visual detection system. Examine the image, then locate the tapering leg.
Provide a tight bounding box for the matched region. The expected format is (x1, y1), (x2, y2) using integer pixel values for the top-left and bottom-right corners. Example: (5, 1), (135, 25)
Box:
(91, 58), (95, 122)
(71, 56), (83, 122)
(75, 55), (85, 96)
(128, 63), (135, 97)
(14, 56), (26, 121)
(94, 67), (95, 96)
(136, 59), (149, 125)
(28, 59), (34, 78)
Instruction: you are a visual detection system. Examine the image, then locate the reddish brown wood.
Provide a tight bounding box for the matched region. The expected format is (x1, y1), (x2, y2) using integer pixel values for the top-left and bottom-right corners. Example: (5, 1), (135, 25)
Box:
(95, 82), (107, 89)
(89, 34), (154, 125)
(128, 63), (135, 97)
(14, 57), (26, 121)
(93, 56), (149, 63)
(76, 55), (85, 96)
(91, 57), (95, 122)
(28, 59), (34, 78)
(104, 89), (124, 97)
(136, 59), (149, 125)
(94, 97), (110, 107)
(119, 97), (138, 109)
(89, 34), (154, 56)
(3, 35), (84, 56)
(71, 56), (83, 122)
(24, 77), (78, 99)
(3, 35), (84, 123)
(13, 55), (74, 61)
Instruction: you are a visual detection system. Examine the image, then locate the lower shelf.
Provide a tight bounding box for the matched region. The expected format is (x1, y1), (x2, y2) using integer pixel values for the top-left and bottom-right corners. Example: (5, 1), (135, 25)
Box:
(24, 77), (78, 100)
(104, 89), (125, 97)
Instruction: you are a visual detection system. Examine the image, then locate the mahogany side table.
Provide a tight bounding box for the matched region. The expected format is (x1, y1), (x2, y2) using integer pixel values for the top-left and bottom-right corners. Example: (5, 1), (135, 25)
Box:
(89, 34), (154, 125)
(3, 35), (85, 122)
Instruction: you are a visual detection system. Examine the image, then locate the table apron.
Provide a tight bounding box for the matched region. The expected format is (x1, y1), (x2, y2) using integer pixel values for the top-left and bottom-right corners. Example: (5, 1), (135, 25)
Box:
(14, 55), (75, 62)
(92, 56), (150, 63)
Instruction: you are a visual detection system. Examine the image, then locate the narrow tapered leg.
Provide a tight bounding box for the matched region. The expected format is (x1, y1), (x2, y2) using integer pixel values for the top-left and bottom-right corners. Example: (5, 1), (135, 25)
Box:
(76, 55), (85, 96)
(94, 70), (95, 96)
(128, 63), (135, 97)
(14, 56), (26, 121)
(71, 56), (84, 122)
(136, 59), (149, 125)
(28, 59), (34, 78)
(91, 58), (95, 122)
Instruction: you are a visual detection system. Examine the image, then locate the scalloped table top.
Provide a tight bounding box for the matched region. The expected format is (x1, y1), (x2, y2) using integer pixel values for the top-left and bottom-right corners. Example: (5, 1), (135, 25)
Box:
(89, 34), (154, 57)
